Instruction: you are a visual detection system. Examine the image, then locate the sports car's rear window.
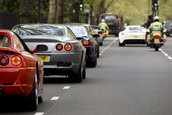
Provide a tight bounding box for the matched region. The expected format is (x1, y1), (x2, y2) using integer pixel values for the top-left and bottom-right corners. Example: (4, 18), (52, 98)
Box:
(13, 25), (65, 36)
(67, 25), (87, 36)
(128, 27), (144, 31)
(0, 35), (9, 47)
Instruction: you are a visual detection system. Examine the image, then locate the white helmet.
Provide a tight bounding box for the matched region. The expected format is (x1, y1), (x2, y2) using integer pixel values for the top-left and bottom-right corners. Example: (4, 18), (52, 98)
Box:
(101, 19), (105, 22)
(154, 16), (160, 21)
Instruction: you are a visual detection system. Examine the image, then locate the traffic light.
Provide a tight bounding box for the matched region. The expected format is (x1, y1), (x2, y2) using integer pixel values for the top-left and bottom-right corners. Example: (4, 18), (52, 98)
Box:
(152, 0), (159, 11)
(79, 0), (83, 11)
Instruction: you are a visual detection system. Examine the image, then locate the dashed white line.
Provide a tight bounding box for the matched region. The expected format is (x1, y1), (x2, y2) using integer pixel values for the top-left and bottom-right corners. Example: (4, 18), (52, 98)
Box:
(100, 38), (118, 54)
(34, 112), (44, 115)
(160, 48), (172, 60)
(63, 86), (71, 89)
(50, 96), (60, 101)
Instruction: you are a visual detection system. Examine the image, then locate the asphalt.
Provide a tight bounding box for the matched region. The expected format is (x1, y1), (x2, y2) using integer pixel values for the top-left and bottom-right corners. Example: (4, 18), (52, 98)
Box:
(1, 36), (172, 115)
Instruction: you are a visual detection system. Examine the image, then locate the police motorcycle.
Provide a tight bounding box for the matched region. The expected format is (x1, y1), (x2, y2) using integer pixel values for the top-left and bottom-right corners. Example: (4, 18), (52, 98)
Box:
(101, 29), (109, 36)
(147, 30), (167, 51)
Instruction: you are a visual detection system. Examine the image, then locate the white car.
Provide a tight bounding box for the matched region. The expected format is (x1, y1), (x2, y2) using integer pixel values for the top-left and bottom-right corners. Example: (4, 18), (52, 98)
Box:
(119, 25), (146, 46)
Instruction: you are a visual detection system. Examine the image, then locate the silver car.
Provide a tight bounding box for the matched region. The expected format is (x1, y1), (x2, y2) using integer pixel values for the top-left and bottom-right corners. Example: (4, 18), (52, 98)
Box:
(12, 24), (86, 82)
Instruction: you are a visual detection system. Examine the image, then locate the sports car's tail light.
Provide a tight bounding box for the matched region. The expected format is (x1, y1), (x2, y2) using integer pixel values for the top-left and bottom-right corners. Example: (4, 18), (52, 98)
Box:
(0, 55), (9, 66)
(82, 40), (89, 45)
(11, 56), (22, 66)
(56, 44), (63, 51)
(64, 44), (72, 51)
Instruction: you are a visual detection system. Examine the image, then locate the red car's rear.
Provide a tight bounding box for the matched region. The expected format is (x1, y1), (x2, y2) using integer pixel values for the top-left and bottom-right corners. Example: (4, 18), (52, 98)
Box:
(100, 13), (121, 36)
(0, 30), (44, 110)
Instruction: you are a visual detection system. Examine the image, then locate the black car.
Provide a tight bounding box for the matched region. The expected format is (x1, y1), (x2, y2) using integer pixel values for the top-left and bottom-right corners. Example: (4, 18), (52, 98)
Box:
(66, 24), (98, 68)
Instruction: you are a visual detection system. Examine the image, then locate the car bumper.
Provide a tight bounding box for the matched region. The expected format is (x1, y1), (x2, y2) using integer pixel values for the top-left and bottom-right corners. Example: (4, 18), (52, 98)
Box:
(0, 67), (36, 97)
(119, 36), (146, 44)
(39, 52), (83, 76)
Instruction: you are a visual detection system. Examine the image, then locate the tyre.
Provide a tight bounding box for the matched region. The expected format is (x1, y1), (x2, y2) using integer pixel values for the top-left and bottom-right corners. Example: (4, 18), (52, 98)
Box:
(82, 63), (86, 79)
(100, 41), (103, 46)
(115, 33), (119, 37)
(88, 56), (97, 68)
(27, 74), (38, 111)
(68, 65), (83, 83)
(38, 92), (43, 103)
(97, 46), (100, 58)
(155, 46), (159, 51)
(119, 42), (125, 46)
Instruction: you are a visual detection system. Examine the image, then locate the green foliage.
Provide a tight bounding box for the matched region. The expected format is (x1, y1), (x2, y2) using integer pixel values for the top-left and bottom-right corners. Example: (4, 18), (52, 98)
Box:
(92, 0), (172, 24)
(0, 0), (19, 12)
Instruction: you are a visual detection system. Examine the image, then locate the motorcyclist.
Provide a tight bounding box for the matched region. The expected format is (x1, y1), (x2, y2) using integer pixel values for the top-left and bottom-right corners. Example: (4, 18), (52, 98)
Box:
(145, 14), (154, 45)
(148, 16), (165, 36)
(145, 14), (154, 28)
(98, 19), (109, 34)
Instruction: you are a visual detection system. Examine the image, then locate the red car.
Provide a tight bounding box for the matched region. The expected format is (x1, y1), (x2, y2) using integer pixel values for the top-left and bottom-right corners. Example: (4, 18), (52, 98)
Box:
(0, 30), (47, 110)
(99, 13), (121, 36)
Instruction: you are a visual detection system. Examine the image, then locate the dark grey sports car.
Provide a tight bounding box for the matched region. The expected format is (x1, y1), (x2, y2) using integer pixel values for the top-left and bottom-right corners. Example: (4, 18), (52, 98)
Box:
(12, 24), (86, 82)
(66, 24), (98, 68)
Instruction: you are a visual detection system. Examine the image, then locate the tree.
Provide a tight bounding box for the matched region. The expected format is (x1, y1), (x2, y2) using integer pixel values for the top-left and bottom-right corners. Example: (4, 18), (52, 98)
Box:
(48, 0), (63, 24)
(48, 0), (56, 23)
(19, 0), (33, 23)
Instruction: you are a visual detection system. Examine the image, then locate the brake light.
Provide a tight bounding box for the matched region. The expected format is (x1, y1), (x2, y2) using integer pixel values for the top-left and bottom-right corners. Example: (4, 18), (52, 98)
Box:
(0, 55), (9, 66)
(11, 56), (22, 66)
(56, 44), (63, 51)
(64, 44), (72, 51)
(82, 40), (89, 45)
(155, 35), (160, 38)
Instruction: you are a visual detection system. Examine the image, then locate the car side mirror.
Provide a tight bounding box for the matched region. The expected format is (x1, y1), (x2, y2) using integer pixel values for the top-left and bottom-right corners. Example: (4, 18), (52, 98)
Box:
(163, 29), (167, 33)
(31, 45), (48, 54)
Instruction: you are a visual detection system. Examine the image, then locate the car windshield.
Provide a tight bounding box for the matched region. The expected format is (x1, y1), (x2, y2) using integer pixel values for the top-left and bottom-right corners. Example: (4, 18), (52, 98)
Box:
(128, 27), (144, 31)
(67, 25), (87, 36)
(0, 35), (9, 47)
(104, 15), (117, 22)
(14, 25), (65, 36)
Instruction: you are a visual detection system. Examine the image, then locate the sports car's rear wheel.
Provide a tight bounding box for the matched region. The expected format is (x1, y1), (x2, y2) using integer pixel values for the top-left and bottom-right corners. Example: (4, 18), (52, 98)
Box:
(27, 74), (38, 111)
(97, 46), (100, 58)
(68, 66), (83, 83)
(82, 63), (86, 79)
(88, 56), (97, 68)
(119, 42), (125, 47)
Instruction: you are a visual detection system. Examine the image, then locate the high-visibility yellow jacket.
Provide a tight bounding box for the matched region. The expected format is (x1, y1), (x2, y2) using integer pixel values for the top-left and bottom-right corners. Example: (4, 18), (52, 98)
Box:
(98, 22), (109, 31)
(149, 21), (165, 34)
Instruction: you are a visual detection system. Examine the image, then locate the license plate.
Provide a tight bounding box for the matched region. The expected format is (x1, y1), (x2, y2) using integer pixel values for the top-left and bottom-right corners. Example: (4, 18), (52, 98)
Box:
(154, 39), (160, 43)
(133, 36), (139, 38)
(39, 56), (49, 62)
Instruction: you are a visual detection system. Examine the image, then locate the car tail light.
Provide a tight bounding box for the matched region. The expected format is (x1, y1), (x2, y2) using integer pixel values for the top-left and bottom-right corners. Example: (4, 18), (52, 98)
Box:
(56, 44), (63, 51)
(64, 44), (72, 51)
(82, 40), (89, 45)
(0, 55), (9, 66)
(11, 56), (22, 66)
(95, 32), (98, 34)
(155, 35), (160, 38)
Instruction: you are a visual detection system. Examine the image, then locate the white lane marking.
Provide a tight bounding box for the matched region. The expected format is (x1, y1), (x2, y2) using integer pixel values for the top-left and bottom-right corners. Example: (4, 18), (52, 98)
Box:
(34, 112), (44, 115)
(160, 48), (172, 60)
(50, 96), (60, 101)
(100, 38), (118, 54)
(63, 86), (71, 89)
